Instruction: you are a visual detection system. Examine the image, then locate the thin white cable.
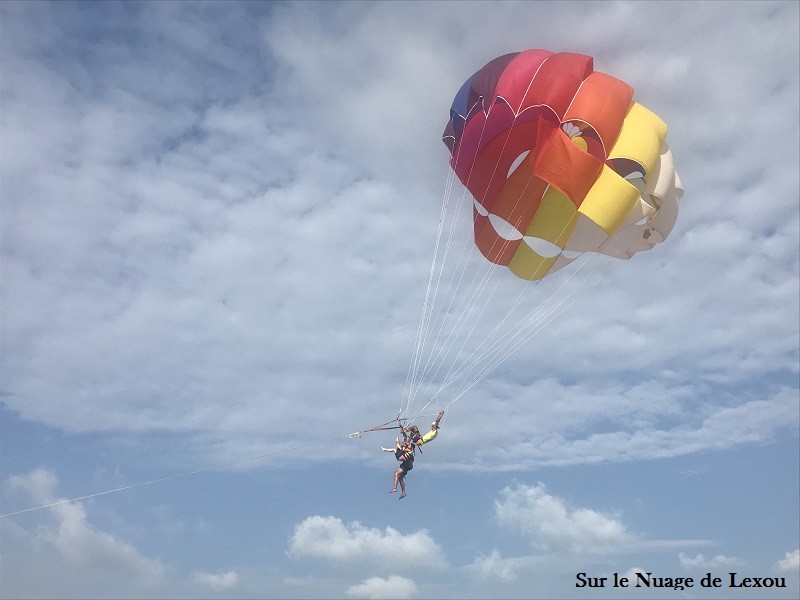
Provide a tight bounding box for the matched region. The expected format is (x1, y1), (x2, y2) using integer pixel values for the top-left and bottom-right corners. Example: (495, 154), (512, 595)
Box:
(406, 98), (496, 414)
(406, 179), (470, 410)
(440, 252), (598, 392)
(416, 126), (556, 399)
(447, 258), (611, 407)
(401, 168), (457, 417)
(0, 435), (349, 520)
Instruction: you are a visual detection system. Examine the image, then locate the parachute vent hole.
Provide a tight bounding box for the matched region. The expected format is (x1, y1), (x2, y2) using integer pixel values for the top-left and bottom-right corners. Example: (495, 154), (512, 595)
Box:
(507, 151), (530, 179)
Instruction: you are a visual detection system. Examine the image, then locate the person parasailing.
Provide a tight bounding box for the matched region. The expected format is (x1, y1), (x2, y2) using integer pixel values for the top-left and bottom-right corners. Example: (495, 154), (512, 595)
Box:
(416, 410), (445, 447)
(399, 410), (445, 449)
(389, 440), (415, 499)
(377, 410), (445, 499)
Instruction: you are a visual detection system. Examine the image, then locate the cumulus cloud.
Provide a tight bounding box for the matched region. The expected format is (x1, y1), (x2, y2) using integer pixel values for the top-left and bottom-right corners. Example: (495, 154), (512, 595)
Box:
(495, 483), (635, 553)
(678, 552), (743, 570)
(6, 469), (165, 586)
(772, 549), (800, 574)
(288, 515), (446, 571)
(469, 549), (537, 584)
(489, 483), (709, 562)
(190, 569), (239, 591)
(347, 575), (418, 599)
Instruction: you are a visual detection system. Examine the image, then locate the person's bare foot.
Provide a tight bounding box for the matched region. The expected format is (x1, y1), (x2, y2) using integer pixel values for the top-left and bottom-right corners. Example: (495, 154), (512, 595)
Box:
(389, 488), (397, 493)
(399, 492), (406, 499)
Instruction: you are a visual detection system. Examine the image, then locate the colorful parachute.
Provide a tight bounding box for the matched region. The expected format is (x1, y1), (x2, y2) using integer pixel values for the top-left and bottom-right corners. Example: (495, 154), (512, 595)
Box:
(442, 50), (684, 280)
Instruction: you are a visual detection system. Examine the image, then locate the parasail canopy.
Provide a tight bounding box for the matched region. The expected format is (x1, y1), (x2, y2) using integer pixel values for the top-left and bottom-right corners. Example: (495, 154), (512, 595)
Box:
(442, 49), (684, 281)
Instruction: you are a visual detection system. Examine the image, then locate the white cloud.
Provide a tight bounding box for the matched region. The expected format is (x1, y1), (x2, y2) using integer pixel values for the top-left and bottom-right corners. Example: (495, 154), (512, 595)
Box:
(190, 569), (239, 591)
(495, 483), (635, 553)
(0, 0), (797, 478)
(288, 515), (446, 572)
(469, 549), (536, 584)
(678, 552), (743, 570)
(489, 483), (709, 564)
(5, 469), (165, 588)
(772, 549), (800, 574)
(347, 575), (418, 599)
(444, 384), (799, 471)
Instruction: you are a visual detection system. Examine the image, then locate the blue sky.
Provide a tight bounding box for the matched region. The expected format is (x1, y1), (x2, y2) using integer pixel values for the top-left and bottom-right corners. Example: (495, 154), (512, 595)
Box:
(1, 1), (798, 598)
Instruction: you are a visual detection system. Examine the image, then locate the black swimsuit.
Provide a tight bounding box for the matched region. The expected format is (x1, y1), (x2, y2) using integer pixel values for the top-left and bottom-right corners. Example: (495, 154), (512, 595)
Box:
(396, 448), (414, 472)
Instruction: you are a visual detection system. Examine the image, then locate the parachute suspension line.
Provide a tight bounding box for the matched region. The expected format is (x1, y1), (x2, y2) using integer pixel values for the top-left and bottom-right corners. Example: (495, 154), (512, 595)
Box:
(403, 104), (494, 415)
(431, 257), (589, 408)
(410, 194), (576, 420)
(436, 274), (538, 393)
(417, 249), (499, 388)
(400, 166), (457, 418)
(425, 261), (509, 394)
(410, 181), (484, 394)
(448, 279), (588, 407)
(439, 247), (599, 395)
(426, 161), (605, 406)
(403, 100), (498, 418)
(409, 224), (500, 416)
(405, 176), (484, 417)
(405, 178), (472, 411)
(403, 168), (471, 417)
(451, 253), (605, 396)
(411, 103), (536, 407)
(407, 242), (493, 421)
(457, 289), (584, 402)
(406, 101), (552, 419)
(407, 82), (610, 419)
(416, 147), (572, 410)
(409, 250), (494, 418)
(445, 255), (612, 409)
(421, 180), (552, 395)
(446, 298), (575, 407)
(426, 251), (606, 413)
